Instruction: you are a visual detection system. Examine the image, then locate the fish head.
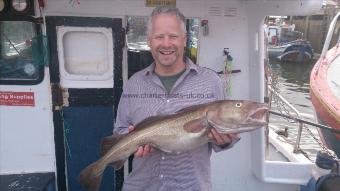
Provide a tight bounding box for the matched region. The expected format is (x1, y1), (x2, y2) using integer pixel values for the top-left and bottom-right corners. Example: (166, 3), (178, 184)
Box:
(206, 100), (268, 134)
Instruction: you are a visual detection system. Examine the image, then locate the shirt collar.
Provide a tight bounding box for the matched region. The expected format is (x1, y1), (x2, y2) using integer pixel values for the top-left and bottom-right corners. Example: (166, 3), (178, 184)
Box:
(143, 57), (198, 76)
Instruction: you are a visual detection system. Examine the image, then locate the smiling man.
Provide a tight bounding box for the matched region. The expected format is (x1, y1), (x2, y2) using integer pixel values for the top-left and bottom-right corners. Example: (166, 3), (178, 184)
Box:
(147, 10), (187, 76)
(114, 6), (240, 191)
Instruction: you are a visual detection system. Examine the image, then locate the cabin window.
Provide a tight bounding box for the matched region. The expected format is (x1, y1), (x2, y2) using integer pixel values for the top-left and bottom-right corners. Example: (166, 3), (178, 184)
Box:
(126, 16), (149, 51)
(267, 28), (278, 45)
(56, 26), (114, 88)
(0, 20), (44, 84)
(126, 16), (152, 78)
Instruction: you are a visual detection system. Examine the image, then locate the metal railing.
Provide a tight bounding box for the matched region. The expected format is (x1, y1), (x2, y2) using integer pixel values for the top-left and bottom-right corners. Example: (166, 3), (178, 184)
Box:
(268, 86), (303, 153)
(267, 86), (340, 162)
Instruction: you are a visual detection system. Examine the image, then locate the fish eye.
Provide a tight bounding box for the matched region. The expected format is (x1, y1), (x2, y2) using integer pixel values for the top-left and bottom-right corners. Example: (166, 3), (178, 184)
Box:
(235, 102), (242, 108)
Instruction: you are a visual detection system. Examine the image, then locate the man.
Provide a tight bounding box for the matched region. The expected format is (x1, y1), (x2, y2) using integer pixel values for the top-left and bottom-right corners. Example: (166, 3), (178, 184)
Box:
(114, 6), (239, 191)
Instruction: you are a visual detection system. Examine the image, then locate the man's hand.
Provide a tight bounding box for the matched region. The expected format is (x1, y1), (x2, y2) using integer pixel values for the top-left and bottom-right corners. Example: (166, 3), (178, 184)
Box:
(128, 126), (154, 157)
(208, 128), (240, 146)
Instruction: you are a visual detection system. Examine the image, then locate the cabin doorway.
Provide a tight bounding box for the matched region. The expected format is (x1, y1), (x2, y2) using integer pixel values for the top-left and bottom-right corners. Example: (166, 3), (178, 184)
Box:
(45, 16), (125, 191)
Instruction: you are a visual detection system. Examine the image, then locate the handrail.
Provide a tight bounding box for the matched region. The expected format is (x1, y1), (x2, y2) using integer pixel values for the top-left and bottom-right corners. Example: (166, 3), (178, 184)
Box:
(321, 11), (340, 58)
(268, 86), (304, 153)
(269, 110), (340, 134)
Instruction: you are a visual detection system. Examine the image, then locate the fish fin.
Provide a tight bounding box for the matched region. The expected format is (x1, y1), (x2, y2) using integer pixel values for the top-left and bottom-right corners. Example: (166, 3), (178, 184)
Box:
(135, 101), (211, 128)
(134, 115), (169, 129)
(175, 103), (209, 114)
(108, 160), (126, 170)
(78, 162), (103, 191)
(183, 117), (208, 133)
(149, 143), (173, 153)
(101, 134), (125, 156)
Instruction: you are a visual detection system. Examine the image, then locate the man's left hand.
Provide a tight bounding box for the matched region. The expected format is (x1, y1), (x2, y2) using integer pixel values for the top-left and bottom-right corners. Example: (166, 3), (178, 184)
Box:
(208, 128), (240, 146)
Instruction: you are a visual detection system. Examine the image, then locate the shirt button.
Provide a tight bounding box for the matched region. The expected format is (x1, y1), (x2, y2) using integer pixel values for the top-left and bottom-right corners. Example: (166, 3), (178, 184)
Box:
(161, 156), (165, 160)
(160, 174), (164, 179)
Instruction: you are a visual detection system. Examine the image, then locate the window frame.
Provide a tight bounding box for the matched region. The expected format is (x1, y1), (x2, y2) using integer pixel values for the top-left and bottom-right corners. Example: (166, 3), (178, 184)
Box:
(0, 15), (44, 85)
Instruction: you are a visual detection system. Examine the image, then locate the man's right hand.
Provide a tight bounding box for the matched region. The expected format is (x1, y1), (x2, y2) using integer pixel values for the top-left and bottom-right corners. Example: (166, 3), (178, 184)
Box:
(128, 126), (154, 157)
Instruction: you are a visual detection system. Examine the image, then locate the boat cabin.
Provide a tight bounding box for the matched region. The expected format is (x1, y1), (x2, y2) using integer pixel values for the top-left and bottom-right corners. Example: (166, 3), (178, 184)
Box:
(0, 0), (323, 191)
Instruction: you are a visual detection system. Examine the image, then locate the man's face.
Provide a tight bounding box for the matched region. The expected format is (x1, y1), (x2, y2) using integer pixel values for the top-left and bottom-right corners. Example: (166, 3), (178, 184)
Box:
(148, 14), (186, 69)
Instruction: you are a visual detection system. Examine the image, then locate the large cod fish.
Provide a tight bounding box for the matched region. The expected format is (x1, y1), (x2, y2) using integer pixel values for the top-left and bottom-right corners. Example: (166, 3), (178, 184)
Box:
(78, 100), (268, 191)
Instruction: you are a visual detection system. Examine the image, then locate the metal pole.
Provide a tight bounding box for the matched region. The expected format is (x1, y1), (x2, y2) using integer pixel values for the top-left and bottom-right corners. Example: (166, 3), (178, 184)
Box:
(269, 110), (340, 134)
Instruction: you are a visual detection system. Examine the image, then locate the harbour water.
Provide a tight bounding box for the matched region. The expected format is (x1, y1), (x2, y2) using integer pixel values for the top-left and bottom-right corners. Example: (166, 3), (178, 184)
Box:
(268, 59), (321, 161)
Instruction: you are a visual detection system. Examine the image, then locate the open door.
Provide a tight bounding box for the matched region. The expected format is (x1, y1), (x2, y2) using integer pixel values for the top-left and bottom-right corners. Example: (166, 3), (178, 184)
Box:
(45, 16), (124, 191)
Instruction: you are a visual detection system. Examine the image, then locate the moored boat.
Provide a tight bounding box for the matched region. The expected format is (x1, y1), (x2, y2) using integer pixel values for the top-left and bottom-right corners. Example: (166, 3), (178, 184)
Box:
(310, 11), (340, 157)
(277, 39), (314, 62)
(265, 20), (314, 63)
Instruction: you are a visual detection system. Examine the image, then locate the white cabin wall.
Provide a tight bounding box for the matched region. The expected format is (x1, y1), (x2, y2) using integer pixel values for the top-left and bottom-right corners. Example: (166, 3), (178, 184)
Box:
(189, 0), (250, 100)
(43, 0), (152, 17)
(211, 133), (299, 191)
(0, 69), (55, 174)
(43, 0), (251, 100)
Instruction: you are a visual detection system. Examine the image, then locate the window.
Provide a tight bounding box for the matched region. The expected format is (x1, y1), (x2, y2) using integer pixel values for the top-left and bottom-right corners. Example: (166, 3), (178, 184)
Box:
(126, 16), (149, 51)
(0, 20), (44, 84)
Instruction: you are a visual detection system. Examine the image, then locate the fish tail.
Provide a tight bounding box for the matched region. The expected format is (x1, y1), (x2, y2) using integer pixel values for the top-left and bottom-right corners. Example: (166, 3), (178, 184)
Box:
(78, 161), (104, 191)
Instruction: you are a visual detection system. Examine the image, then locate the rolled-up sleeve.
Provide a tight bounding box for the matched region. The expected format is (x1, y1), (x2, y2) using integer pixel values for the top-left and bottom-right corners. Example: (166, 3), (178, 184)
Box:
(216, 74), (227, 100)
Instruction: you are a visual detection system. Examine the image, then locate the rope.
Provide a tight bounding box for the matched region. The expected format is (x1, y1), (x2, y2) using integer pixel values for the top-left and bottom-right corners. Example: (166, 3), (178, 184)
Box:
(223, 48), (233, 96)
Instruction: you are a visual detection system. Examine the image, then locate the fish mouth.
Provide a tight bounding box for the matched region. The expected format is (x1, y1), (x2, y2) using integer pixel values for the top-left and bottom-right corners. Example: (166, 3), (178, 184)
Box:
(213, 106), (268, 134)
(243, 106), (268, 126)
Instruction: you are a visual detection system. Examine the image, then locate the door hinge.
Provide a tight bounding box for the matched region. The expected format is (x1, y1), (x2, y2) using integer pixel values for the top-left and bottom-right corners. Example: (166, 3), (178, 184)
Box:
(51, 84), (69, 110)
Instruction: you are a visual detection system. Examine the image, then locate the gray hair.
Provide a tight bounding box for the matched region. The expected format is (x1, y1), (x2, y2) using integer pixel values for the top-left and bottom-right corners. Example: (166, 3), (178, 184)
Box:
(147, 6), (187, 36)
